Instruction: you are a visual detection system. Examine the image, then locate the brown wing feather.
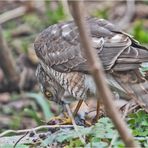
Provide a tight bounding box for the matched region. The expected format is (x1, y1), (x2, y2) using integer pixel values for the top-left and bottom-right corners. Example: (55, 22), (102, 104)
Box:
(34, 18), (148, 73)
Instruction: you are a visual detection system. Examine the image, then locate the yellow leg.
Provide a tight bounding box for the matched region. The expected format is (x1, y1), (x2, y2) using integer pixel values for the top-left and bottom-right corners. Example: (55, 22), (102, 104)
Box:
(73, 100), (83, 116)
(73, 100), (92, 126)
(92, 100), (100, 123)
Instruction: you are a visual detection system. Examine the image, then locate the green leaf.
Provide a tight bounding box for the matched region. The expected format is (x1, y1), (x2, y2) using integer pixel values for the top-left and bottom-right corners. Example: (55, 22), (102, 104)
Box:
(0, 144), (29, 148)
(25, 92), (53, 120)
(23, 108), (42, 125)
(132, 21), (148, 44)
(69, 139), (84, 147)
(45, 0), (66, 25)
(85, 141), (108, 148)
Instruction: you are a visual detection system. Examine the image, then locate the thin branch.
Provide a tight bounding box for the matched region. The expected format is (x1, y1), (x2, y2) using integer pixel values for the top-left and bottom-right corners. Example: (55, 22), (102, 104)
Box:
(65, 104), (85, 144)
(0, 27), (19, 84)
(0, 6), (27, 24)
(0, 125), (74, 138)
(59, 0), (71, 20)
(109, 103), (130, 148)
(0, 1), (34, 24)
(118, 0), (135, 30)
(67, 1), (139, 147)
(14, 132), (29, 148)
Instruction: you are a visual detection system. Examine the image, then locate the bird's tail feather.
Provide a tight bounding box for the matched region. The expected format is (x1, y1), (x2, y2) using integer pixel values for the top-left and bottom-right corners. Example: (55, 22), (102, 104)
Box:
(107, 71), (148, 112)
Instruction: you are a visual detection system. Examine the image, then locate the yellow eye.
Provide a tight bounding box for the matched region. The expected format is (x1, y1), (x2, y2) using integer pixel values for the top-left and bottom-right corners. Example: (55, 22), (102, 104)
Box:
(45, 90), (53, 98)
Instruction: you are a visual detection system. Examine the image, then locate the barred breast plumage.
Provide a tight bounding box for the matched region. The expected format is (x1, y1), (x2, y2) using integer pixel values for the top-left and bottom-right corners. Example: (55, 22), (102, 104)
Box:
(40, 61), (96, 101)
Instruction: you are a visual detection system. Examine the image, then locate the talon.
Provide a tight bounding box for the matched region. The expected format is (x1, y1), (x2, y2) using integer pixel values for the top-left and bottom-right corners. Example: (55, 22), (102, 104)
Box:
(59, 117), (72, 125)
(84, 120), (92, 126)
(47, 112), (72, 125)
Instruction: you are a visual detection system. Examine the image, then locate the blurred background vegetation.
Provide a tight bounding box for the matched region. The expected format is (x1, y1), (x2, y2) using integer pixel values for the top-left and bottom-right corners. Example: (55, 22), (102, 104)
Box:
(0, 0), (148, 147)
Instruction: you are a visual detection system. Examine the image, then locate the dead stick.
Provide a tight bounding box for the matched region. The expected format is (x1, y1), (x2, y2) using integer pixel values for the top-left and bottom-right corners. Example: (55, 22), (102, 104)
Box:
(68, 1), (139, 147)
(0, 27), (19, 83)
(0, 125), (75, 137)
(0, 1), (34, 24)
(0, 6), (27, 24)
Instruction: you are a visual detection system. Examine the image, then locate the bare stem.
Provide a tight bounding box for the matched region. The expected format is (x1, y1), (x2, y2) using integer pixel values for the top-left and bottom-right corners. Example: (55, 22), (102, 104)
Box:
(0, 125), (74, 137)
(68, 1), (139, 147)
(0, 27), (19, 84)
(0, 1), (35, 24)
(0, 7), (27, 24)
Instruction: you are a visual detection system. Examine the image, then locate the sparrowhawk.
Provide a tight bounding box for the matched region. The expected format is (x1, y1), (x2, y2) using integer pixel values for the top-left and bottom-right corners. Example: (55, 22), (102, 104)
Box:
(34, 18), (148, 124)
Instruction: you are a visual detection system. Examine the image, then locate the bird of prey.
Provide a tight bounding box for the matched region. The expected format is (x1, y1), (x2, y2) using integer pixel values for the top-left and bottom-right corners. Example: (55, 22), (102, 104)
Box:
(34, 18), (148, 124)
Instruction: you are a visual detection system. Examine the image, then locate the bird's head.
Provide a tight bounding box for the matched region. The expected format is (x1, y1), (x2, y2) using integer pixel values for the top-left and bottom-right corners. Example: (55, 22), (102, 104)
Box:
(36, 64), (64, 104)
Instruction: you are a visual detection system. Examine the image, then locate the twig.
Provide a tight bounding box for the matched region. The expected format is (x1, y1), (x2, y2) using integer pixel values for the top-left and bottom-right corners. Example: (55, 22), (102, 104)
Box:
(18, 67), (28, 90)
(0, 6), (27, 24)
(65, 104), (85, 144)
(118, 0), (135, 30)
(134, 137), (148, 141)
(67, 1), (139, 147)
(59, 0), (71, 19)
(109, 103), (130, 148)
(0, 27), (19, 84)
(0, 125), (75, 138)
(13, 132), (29, 148)
(0, 1), (34, 24)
